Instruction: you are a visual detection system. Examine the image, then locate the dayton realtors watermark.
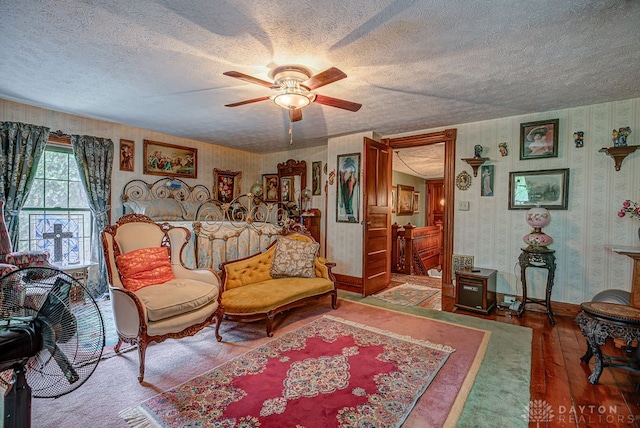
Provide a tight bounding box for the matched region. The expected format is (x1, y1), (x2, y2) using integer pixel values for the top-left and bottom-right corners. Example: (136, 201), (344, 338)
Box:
(523, 400), (637, 425)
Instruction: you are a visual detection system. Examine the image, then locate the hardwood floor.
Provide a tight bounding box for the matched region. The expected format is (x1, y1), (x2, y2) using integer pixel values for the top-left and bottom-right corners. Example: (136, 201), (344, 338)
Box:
(387, 273), (640, 427)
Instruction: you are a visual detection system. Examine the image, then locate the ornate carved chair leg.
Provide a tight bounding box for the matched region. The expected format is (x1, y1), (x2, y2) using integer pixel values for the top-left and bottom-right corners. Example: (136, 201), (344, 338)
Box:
(137, 340), (148, 384)
(215, 308), (223, 342)
(331, 291), (338, 309)
(114, 337), (124, 353)
(266, 312), (275, 337)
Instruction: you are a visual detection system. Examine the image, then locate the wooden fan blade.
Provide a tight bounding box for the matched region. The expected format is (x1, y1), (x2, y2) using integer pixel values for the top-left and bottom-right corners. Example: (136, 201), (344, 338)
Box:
(303, 67), (347, 90)
(289, 109), (303, 122)
(313, 94), (362, 112)
(224, 96), (270, 107)
(223, 71), (274, 88)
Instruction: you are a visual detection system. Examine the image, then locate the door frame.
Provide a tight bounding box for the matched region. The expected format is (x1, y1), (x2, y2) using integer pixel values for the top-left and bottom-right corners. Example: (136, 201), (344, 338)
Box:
(381, 129), (456, 287)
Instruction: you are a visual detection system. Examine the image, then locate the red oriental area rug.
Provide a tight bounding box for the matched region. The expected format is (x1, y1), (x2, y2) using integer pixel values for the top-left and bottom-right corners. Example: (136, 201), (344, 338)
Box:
(120, 315), (454, 427)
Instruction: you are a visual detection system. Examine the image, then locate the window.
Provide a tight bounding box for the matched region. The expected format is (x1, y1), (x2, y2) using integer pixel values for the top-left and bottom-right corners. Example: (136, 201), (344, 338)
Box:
(17, 145), (92, 265)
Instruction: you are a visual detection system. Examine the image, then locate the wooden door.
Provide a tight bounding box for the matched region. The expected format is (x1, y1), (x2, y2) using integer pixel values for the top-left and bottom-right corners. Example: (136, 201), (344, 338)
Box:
(362, 137), (392, 296)
(426, 179), (444, 227)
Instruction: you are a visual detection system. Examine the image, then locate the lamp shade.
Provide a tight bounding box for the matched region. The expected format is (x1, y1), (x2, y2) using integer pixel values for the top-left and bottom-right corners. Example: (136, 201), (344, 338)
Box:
(250, 182), (263, 197)
(525, 206), (551, 228)
(523, 206), (553, 247)
(273, 92), (311, 109)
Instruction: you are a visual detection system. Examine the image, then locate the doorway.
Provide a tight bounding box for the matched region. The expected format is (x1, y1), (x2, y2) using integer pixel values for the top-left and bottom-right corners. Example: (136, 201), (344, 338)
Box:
(382, 129), (457, 288)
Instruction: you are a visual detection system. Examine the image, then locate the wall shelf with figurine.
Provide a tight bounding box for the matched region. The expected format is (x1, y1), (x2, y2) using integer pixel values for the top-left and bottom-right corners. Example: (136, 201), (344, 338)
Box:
(461, 157), (489, 177)
(599, 145), (638, 171)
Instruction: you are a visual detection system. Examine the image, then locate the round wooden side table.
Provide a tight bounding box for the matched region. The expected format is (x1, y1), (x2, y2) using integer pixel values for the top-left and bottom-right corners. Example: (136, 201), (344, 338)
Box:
(576, 301), (640, 384)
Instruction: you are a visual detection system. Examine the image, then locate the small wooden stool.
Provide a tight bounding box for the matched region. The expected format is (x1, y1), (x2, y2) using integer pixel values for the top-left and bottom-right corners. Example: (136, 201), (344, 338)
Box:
(576, 302), (640, 384)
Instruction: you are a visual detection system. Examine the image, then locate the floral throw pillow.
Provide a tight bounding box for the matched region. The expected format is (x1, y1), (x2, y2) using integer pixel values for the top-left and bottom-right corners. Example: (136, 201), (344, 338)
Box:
(270, 236), (319, 278)
(116, 246), (175, 291)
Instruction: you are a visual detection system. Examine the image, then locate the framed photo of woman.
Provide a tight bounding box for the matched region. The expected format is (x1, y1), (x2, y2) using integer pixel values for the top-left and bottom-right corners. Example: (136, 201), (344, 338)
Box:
(520, 119), (559, 160)
(480, 165), (494, 196)
(119, 139), (134, 172)
(336, 153), (360, 223)
(262, 174), (279, 202)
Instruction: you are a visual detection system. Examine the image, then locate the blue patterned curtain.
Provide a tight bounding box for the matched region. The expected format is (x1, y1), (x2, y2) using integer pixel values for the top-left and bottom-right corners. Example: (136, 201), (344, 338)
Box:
(71, 135), (113, 297)
(0, 122), (49, 244)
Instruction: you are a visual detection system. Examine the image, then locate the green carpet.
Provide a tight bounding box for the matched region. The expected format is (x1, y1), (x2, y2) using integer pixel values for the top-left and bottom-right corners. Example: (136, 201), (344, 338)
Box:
(339, 290), (532, 428)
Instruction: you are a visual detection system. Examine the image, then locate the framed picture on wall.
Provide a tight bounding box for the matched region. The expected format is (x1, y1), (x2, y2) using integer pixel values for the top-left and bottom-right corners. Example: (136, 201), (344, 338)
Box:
(336, 153), (360, 223)
(452, 254), (474, 275)
(143, 139), (197, 178)
(391, 186), (397, 213)
(480, 165), (494, 196)
(508, 168), (569, 210)
(413, 191), (420, 214)
(520, 119), (559, 160)
(213, 168), (242, 203)
(262, 173), (279, 202)
(312, 161), (322, 195)
(119, 139), (134, 172)
(280, 177), (292, 202)
(396, 184), (414, 216)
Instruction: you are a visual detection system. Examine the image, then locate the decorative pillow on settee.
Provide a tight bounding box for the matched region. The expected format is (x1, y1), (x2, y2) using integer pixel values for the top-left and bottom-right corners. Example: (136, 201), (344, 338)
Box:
(123, 199), (184, 221)
(116, 246), (175, 291)
(270, 236), (319, 278)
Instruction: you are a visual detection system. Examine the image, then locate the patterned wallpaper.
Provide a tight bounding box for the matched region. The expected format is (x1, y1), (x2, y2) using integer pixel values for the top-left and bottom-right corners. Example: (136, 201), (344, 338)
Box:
(0, 99), (261, 219)
(389, 98), (640, 304)
(326, 132), (376, 277)
(3, 97), (639, 304)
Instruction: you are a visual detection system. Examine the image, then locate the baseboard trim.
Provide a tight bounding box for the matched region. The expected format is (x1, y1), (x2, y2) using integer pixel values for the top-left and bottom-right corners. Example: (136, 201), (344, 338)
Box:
(497, 292), (581, 318)
(335, 273), (362, 294)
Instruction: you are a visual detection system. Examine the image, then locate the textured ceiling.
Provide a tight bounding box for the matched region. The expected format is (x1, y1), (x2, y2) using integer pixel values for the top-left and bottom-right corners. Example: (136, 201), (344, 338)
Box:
(1, 0), (640, 158)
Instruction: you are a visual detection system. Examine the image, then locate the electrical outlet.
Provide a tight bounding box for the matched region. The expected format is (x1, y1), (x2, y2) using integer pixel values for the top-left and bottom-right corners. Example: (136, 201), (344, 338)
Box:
(504, 295), (516, 304)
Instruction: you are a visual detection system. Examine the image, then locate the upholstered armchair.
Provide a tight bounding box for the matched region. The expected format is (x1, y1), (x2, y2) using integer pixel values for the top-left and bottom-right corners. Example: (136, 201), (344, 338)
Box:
(102, 214), (224, 383)
(0, 200), (53, 277)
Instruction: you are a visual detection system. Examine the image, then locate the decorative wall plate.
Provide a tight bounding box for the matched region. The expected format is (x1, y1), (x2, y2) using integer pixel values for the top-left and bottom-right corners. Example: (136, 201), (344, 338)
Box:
(456, 171), (472, 190)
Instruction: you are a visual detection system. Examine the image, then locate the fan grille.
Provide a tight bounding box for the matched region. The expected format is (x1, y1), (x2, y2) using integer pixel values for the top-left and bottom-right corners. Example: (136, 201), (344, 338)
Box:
(0, 267), (104, 398)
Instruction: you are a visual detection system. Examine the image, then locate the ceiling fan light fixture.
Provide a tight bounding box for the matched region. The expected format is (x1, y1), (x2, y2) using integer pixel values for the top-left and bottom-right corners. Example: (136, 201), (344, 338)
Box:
(273, 92), (312, 109)
(272, 79), (313, 109)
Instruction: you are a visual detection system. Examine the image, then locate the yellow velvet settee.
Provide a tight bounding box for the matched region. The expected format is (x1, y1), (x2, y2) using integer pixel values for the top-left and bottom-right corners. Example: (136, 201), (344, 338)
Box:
(220, 228), (337, 336)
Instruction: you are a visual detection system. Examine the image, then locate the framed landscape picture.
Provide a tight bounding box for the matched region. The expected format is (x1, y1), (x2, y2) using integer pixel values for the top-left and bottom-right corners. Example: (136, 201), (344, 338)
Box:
(143, 139), (197, 178)
(508, 168), (569, 210)
(520, 119), (559, 160)
(214, 168), (242, 203)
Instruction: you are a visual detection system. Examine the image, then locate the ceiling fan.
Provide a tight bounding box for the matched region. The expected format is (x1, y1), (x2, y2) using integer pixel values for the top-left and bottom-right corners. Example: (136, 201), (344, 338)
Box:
(223, 65), (362, 122)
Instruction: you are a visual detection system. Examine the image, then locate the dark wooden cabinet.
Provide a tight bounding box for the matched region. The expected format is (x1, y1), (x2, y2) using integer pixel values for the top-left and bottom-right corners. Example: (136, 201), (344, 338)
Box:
(454, 268), (497, 314)
(301, 209), (321, 243)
